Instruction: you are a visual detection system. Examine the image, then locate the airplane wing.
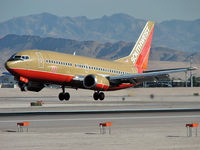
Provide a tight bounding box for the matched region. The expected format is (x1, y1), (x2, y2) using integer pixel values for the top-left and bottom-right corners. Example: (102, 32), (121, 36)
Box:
(109, 67), (197, 84)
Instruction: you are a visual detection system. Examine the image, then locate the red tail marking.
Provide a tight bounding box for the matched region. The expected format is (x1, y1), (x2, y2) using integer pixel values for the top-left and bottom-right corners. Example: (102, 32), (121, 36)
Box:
(135, 25), (154, 73)
(142, 47), (150, 70)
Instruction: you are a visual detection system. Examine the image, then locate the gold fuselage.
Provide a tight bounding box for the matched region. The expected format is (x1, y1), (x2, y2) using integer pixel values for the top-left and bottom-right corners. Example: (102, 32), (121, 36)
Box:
(6, 50), (138, 88)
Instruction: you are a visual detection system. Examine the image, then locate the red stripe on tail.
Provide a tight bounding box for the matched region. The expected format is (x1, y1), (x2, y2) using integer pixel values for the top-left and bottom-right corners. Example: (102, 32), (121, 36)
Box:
(135, 25), (154, 73)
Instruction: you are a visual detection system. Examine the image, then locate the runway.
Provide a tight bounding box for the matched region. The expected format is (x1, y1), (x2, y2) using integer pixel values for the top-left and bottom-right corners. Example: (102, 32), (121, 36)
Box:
(1, 111), (200, 150)
(0, 88), (200, 149)
(1, 111), (200, 129)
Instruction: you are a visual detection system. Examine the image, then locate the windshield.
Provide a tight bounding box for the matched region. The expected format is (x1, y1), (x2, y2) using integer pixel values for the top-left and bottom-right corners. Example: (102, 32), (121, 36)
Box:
(8, 54), (30, 61)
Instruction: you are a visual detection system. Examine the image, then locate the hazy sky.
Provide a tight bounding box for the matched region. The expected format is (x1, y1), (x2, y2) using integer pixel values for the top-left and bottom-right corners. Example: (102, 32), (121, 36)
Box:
(0, 0), (199, 23)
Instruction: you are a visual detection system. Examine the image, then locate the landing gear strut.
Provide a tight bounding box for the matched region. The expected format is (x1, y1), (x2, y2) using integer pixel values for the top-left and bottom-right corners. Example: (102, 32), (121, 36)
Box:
(93, 91), (105, 101)
(18, 81), (27, 92)
(58, 86), (70, 101)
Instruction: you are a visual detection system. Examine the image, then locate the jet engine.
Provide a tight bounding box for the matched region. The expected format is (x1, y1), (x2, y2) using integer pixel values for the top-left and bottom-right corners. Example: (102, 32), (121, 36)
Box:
(83, 74), (110, 91)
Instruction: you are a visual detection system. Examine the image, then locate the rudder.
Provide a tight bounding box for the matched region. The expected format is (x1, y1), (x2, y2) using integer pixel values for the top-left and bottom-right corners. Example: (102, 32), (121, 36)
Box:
(115, 21), (155, 73)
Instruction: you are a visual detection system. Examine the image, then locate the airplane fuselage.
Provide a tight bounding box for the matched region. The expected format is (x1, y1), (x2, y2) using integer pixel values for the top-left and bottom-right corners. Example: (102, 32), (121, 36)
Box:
(6, 50), (136, 91)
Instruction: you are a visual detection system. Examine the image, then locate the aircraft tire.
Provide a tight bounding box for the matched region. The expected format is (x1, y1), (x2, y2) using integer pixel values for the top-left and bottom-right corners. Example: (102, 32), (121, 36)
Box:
(64, 92), (70, 101)
(59, 93), (65, 101)
(20, 86), (25, 91)
(99, 92), (105, 101)
(93, 92), (99, 100)
(20, 85), (28, 92)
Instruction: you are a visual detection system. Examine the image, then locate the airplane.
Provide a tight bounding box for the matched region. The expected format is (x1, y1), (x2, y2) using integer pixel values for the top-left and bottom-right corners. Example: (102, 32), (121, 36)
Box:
(5, 21), (196, 101)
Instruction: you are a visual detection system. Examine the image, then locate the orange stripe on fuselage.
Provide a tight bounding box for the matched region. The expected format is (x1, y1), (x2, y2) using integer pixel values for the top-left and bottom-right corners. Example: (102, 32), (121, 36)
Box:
(8, 68), (135, 91)
(8, 68), (74, 84)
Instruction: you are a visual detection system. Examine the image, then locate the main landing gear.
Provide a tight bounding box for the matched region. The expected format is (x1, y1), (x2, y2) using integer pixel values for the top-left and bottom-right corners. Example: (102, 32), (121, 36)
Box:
(59, 86), (70, 101)
(93, 91), (105, 101)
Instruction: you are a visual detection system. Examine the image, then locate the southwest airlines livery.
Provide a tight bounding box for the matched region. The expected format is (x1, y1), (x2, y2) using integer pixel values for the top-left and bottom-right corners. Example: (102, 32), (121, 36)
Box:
(5, 21), (196, 101)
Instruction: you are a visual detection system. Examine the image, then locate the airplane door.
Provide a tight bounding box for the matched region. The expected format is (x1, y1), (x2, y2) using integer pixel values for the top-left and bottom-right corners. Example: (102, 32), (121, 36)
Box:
(35, 52), (44, 68)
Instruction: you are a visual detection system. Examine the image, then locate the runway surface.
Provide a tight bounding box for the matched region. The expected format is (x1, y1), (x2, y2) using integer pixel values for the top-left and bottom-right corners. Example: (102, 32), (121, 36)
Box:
(1, 111), (200, 129)
(0, 87), (200, 149)
(1, 87), (200, 113)
(1, 111), (200, 150)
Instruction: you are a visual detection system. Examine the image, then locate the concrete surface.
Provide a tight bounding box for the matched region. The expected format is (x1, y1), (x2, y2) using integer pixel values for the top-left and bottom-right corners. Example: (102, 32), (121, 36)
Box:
(0, 87), (200, 112)
(0, 87), (200, 150)
(1, 112), (200, 150)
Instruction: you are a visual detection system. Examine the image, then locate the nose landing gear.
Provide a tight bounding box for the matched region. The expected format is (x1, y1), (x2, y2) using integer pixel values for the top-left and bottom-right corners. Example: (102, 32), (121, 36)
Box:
(59, 86), (70, 101)
(93, 91), (105, 101)
(18, 81), (28, 92)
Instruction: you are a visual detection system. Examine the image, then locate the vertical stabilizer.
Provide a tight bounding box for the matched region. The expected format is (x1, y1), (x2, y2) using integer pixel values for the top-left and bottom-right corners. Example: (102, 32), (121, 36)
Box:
(115, 21), (155, 73)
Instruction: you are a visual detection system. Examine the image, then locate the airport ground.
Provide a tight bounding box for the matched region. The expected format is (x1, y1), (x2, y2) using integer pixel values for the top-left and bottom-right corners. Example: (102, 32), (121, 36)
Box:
(0, 87), (200, 150)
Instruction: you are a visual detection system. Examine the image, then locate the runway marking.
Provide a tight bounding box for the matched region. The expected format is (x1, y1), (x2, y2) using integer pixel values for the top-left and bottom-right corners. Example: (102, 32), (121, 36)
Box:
(0, 115), (200, 123)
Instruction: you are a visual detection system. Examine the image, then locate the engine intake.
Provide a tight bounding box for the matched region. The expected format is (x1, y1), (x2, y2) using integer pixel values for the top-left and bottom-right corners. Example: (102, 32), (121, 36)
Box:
(83, 74), (109, 91)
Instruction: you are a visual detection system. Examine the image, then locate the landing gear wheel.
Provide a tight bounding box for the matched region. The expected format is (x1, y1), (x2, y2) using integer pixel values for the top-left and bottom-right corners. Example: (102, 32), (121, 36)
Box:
(59, 93), (64, 101)
(64, 92), (70, 101)
(93, 92), (99, 100)
(58, 86), (70, 101)
(93, 92), (105, 100)
(20, 86), (25, 91)
(19, 84), (28, 92)
(99, 92), (105, 101)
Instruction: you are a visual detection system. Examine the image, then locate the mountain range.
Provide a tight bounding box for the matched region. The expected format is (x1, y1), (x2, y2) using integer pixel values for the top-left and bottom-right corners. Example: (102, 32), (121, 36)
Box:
(0, 13), (200, 52)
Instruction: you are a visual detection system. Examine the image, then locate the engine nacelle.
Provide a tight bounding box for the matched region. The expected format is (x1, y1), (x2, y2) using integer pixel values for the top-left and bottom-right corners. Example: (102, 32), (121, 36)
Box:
(83, 74), (110, 91)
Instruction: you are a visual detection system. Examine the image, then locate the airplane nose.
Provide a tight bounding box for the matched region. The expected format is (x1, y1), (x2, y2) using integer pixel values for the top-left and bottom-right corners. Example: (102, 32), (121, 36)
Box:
(5, 61), (13, 70)
(5, 61), (10, 70)
(5, 61), (18, 76)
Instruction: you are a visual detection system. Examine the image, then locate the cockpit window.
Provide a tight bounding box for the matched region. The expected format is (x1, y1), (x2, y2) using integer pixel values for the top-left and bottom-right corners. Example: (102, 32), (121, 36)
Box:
(14, 56), (22, 60)
(8, 54), (30, 61)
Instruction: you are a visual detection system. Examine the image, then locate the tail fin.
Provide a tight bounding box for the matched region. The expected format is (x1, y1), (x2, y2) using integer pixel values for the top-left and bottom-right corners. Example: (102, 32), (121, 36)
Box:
(115, 21), (155, 73)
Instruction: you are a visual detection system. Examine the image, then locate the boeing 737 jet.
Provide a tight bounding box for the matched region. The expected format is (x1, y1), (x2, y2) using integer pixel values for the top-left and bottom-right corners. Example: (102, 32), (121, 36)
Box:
(5, 21), (195, 101)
